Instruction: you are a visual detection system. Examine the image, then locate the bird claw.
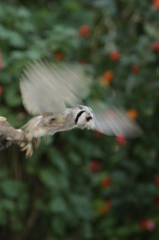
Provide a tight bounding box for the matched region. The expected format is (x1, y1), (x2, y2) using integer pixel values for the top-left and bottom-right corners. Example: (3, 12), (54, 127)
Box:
(20, 138), (40, 157)
(21, 143), (33, 158)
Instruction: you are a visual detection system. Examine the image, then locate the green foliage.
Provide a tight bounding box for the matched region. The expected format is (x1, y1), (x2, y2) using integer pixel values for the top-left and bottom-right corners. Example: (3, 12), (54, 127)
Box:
(1, 0), (159, 239)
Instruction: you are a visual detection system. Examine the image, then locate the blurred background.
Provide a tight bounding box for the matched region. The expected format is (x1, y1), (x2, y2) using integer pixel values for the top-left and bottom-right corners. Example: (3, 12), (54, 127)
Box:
(1, 0), (159, 239)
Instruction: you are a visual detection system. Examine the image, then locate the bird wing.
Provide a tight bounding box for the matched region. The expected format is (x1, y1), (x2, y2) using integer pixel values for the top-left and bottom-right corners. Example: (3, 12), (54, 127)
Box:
(92, 105), (142, 137)
(20, 61), (91, 116)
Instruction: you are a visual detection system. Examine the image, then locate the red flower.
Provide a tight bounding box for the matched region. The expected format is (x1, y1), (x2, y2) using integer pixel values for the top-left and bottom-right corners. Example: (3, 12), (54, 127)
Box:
(79, 25), (90, 37)
(153, 0), (159, 9)
(155, 175), (159, 186)
(116, 135), (126, 145)
(154, 196), (159, 207)
(101, 178), (112, 187)
(132, 64), (140, 74)
(139, 219), (156, 231)
(110, 51), (120, 61)
(90, 160), (101, 172)
(0, 86), (3, 95)
(53, 52), (64, 61)
(152, 42), (159, 52)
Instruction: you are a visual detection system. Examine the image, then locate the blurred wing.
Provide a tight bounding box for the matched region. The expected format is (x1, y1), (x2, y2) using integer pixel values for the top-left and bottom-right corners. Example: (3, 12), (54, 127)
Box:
(49, 63), (91, 103)
(20, 61), (65, 115)
(93, 106), (142, 137)
(20, 61), (91, 115)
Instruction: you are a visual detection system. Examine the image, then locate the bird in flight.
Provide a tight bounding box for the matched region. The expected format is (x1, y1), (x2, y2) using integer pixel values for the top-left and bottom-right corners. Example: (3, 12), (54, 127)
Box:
(19, 61), (142, 157)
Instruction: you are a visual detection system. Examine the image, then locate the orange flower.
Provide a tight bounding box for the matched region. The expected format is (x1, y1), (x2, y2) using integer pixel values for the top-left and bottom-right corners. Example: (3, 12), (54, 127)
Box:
(102, 70), (114, 85)
(131, 64), (140, 74)
(110, 51), (120, 61)
(153, 0), (159, 9)
(0, 86), (3, 95)
(101, 178), (112, 187)
(79, 25), (90, 37)
(127, 109), (138, 119)
(53, 52), (64, 61)
(99, 200), (112, 215)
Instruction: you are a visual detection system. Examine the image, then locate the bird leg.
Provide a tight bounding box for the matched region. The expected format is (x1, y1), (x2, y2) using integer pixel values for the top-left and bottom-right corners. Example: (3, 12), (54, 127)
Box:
(33, 138), (40, 149)
(20, 143), (33, 158)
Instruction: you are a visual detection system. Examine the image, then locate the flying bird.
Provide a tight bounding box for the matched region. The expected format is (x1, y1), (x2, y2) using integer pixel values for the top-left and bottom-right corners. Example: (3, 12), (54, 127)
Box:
(19, 61), (141, 157)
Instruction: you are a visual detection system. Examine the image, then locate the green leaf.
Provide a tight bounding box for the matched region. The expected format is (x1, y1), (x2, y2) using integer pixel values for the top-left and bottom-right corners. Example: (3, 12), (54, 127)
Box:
(4, 84), (21, 107)
(49, 197), (67, 213)
(144, 23), (159, 39)
(1, 180), (24, 198)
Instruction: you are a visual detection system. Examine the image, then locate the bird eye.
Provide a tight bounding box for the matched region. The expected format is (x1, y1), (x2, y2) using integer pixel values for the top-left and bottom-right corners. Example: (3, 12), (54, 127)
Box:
(49, 118), (56, 124)
(86, 116), (92, 122)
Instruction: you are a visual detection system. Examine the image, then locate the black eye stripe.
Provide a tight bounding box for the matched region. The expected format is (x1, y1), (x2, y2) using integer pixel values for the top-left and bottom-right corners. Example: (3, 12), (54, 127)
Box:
(75, 111), (85, 124)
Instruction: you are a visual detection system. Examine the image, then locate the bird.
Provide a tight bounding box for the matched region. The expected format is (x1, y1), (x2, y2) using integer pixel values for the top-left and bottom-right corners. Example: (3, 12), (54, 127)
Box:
(19, 61), (142, 157)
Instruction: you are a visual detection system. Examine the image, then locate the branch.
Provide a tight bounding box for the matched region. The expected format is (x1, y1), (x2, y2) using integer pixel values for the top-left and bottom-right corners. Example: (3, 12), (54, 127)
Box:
(0, 116), (24, 150)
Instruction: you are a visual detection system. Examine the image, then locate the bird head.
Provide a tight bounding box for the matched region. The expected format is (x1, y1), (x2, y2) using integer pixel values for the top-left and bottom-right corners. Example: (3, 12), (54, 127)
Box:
(74, 105), (95, 130)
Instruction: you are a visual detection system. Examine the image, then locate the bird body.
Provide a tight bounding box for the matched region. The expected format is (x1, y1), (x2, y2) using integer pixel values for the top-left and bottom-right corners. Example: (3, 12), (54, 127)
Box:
(19, 61), (142, 157)
(20, 106), (95, 156)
